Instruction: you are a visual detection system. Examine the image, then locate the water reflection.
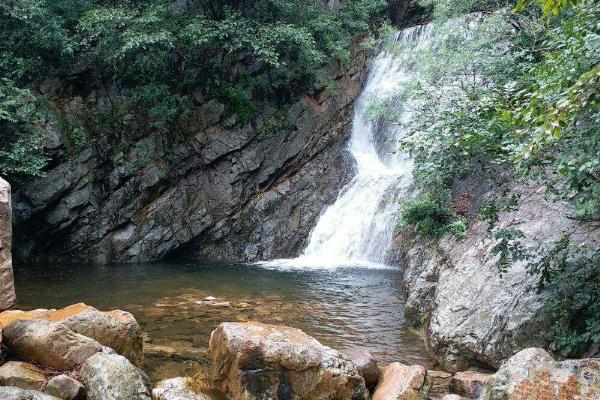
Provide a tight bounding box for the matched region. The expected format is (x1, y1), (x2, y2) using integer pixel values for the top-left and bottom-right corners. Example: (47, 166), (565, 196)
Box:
(13, 261), (431, 383)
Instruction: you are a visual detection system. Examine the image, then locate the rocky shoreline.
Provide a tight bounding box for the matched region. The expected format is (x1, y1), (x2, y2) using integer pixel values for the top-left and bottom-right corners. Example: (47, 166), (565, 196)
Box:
(0, 304), (599, 400)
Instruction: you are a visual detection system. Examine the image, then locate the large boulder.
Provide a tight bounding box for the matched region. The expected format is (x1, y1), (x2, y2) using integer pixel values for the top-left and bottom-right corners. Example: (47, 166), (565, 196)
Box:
(0, 303), (144, 368)
(371, 362), (426, 400)
(0, 177), (15, 310)
(0, 386), (60, 400)
(152, 377), (210, 400)
(3, 319), (103, 370)
(480, 347), (600, 400)
(0, 361), (47, 391)
(80, 353), (151, 400)
(208, 322), (367, 400)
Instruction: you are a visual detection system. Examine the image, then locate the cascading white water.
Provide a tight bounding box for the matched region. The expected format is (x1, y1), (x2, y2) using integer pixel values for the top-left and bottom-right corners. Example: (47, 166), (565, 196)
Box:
(262, 24), (436, 269)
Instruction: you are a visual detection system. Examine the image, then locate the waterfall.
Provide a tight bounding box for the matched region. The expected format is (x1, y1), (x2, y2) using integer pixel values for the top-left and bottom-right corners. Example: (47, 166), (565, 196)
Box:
(262, 24), (436, 269)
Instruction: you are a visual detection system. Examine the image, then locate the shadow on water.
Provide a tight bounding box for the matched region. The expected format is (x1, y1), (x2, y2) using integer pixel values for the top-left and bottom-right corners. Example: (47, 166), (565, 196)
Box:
(13, 261), (432, 383)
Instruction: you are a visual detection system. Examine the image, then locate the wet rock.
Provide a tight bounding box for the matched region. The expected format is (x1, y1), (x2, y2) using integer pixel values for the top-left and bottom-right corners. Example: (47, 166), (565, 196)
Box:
(449, 371), (491, 398)
(0, 386), (60, 400)
(208, 322), (367, 400)
(80, 353), (151, 400)
(0, 303), (144, 368)
(371, 362), (426, 400)
(3, 319), (103, 370)
(45, 374), (85, 400)
(480, 347), (600, 400)
(152, 377), (209, 400)
(0, 361), (47, 391)
(341, 347), (379, 386)
(0, 177), (15, 310)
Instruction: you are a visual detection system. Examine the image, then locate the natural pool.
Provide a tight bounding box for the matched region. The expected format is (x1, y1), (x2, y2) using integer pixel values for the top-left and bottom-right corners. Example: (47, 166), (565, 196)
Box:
(13, 261), (431, 384)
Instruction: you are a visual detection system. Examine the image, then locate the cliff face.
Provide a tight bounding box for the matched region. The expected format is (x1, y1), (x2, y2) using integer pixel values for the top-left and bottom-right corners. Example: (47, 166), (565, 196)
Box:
(390, 176), (599, 372)
(12, 49), (368, 265)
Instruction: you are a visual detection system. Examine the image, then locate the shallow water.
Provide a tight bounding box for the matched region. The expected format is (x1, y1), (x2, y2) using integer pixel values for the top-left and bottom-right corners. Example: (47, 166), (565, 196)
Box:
(13, 261), (431, 383)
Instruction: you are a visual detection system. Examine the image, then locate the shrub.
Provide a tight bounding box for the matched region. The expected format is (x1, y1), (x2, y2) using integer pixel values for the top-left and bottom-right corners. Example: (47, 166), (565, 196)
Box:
(399, 196), (453, 238)
(527, 236), (600, 357)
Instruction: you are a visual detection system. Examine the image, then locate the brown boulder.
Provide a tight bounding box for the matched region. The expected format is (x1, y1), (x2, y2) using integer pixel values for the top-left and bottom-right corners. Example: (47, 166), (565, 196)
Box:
(341, 347), (379, 386)
(480, 348), (600, 400)
(0, 361), (47, 391)
(449, 371), (491, 398)
(0, 303), (143, 368)
(3, 319), (103, 370)
(208, 322), (367, 400)
(425, 370), (453, 399)
(371, 362), (426, 400)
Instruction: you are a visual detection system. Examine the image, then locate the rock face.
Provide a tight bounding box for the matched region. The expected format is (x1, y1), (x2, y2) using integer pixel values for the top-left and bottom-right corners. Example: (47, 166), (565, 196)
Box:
(45, 374), (85, 400)
(0, 361), (47, 391)
(3, 319), (103, 370)
(152, 377), (209, 400)
(0, 386), (60, 400)
(0, 177), (15, 310)
(395, 181), (598, 371)
(80, 353), (151, 400)
(371, 362), (426, 400)
(12, 46), (368, 265)
(0, 303), (143, 368)
(208, 322), (367, 400)
(480, 348), (600, 400)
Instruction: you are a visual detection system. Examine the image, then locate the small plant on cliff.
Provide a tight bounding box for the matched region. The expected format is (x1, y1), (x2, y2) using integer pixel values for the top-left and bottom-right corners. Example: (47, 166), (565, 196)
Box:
(399, 195), (455, 238)
(528, 236), (600, 357)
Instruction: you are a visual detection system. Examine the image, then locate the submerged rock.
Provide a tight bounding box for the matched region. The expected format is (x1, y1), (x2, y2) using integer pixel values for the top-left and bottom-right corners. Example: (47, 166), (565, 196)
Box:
(0, 386), (60, 400)
(80, 353), (151, 400)
(3, 319), (103, 370)
(480, 347), (600, 400)
(341, 347), (379, 386)
(208, 321), (367, 400)
(45, 374), (85, 400)
(0, 361), (47, 391)
(371, 362), (426, 400)
(0, 177), (15, 311)
(152, 377), (209, 400)
(0, 303), (144, 368)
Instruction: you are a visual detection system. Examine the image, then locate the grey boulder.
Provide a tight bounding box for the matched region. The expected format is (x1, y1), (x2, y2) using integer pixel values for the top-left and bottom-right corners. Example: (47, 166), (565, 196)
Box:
(80, 353), (151, 400)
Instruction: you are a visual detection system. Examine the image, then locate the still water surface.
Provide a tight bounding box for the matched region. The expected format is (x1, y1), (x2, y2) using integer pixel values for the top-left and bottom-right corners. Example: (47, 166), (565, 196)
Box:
(14, 262), (431, 383)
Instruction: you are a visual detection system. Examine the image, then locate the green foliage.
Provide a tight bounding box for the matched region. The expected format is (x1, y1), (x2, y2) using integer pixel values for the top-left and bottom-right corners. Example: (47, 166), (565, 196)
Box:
(399, 195), (466, 238)
(527, 236), (600, 357)
(0, 79), (48, 183)
(0, 0), (386, 183)
(384, 0), (600, 219)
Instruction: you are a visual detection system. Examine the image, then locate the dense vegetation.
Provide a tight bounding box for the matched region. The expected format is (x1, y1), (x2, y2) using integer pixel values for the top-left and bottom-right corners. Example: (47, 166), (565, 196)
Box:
(0, 0), (386, 183)
(383, 0), (599, 357)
